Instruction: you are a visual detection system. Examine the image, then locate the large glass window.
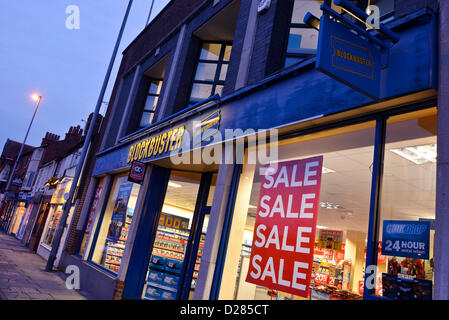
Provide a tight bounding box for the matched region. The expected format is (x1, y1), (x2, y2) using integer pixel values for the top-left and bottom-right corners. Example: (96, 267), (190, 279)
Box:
(142, 171), (216, 300)
(285, 0), (323, 68)
(90, 175), (141, 273)
(220, 122), (377, 300)
(375, 109), (436, 300)
(189, 42), (232, 105)
(43, 205), (63, 247)
(139, 80), (163, 128)
(78, 178), (105, 257)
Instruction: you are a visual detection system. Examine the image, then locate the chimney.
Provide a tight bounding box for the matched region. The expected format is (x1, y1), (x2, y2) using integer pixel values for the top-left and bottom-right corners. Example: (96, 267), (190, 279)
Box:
(41, 132), (60, 146)
(64, 125), (83, 142)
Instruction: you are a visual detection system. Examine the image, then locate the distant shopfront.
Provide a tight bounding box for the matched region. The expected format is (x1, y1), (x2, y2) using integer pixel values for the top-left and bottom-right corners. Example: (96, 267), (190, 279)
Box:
(37, 178), (75, 265)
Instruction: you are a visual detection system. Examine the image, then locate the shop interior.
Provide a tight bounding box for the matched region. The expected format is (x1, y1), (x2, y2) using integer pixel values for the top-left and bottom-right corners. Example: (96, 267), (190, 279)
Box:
(142, 171), (216, 300)
(220, 108), (436, 300)
(91, 175), (141, 272)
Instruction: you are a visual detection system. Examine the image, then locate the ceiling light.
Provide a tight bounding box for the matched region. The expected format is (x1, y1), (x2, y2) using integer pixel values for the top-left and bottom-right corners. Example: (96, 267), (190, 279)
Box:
(168, 182), (182, 188)
(390, 144), (436, 165)
(248, 204), (258, 209)
(316, 225), (328, 229)
(320, 201), (345, 210)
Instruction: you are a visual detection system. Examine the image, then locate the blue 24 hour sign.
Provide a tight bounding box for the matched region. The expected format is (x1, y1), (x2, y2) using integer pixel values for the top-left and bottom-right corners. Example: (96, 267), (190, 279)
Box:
(381, 220), (430, 259)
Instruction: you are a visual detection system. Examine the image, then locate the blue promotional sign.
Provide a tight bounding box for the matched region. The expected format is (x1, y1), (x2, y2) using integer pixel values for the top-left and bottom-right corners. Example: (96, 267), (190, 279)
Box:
(107, 183), (133, 243)
(381, 220), (430, 259)
(316, 15), (381, 99)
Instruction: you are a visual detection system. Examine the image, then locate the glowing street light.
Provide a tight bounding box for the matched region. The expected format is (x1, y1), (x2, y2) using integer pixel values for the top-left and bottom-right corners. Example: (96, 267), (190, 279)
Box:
(3, 94), (42, 196)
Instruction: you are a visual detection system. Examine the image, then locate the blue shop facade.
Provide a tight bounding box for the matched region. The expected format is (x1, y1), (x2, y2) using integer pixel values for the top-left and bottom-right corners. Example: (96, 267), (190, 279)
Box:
(61, 1), (443, 301)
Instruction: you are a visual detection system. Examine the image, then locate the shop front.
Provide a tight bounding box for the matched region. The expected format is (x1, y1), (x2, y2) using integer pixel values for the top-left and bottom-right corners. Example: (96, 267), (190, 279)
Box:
(212, 107), (436, 300)
(37, 178), (75, 264)
(68, 6), (439, 300)
(84, 98), (437, 301)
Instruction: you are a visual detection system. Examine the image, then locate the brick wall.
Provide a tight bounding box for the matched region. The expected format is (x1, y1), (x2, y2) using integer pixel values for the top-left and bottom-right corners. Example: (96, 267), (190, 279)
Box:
(222, 0), (252, 96)
(63, 114), (103, 256)
(113, 280), (126, 300)
(121, 0), (208, 74)
(247, 0), (294, 85)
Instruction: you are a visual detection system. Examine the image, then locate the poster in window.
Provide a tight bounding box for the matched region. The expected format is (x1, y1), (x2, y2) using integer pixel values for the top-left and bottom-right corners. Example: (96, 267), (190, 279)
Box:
(317, 229), (343, 250)
(245, 156), (324, 298)
(107, 183), (133, 243)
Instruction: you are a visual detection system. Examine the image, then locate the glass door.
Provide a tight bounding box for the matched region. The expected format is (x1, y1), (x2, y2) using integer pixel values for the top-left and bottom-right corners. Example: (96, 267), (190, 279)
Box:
(141, 171), (216, 300)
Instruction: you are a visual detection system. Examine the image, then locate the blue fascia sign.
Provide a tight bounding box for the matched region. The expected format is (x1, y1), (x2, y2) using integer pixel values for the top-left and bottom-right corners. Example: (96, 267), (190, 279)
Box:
(381, 220), (431, 259)
(316, 14), (382, 100)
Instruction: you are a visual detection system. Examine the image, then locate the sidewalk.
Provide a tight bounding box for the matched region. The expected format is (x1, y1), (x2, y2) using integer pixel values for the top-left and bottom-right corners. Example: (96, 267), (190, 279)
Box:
(0, 231), (92, 300)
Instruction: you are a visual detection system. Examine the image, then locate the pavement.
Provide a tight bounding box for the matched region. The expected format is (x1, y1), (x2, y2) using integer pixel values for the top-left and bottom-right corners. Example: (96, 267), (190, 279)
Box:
(0, 231), (94, 300)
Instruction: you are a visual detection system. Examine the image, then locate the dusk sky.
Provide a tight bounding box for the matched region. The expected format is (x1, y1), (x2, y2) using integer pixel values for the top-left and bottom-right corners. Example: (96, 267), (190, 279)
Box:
(0, 0), (170, 150)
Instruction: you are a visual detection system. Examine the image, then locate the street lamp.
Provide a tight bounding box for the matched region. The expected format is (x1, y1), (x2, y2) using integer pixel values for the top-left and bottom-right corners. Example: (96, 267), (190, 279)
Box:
(1, 94), (42, 212)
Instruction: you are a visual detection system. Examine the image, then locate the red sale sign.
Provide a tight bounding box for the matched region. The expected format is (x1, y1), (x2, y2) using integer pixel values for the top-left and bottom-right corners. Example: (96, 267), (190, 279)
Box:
(245, 156), (323, 298)
(314, 272), (329, 286)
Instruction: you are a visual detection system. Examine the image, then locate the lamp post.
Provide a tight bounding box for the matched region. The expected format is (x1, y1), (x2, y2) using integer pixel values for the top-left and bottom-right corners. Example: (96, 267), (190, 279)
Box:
(45, 0), (134, 272)
(0, 94), (42, 227)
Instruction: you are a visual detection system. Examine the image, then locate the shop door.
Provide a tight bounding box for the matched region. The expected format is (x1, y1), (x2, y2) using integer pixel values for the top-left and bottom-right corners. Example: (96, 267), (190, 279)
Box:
(141, 171), (215, 300)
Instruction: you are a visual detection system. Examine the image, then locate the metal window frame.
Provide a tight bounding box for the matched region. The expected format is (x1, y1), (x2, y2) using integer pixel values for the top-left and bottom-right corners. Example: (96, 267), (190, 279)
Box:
(189, 41), (232, 105)
(86, 174), (121, 276)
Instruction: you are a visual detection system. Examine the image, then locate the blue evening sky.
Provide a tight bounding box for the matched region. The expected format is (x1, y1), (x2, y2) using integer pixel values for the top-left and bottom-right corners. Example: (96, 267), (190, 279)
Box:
(0, 0), (170, 150)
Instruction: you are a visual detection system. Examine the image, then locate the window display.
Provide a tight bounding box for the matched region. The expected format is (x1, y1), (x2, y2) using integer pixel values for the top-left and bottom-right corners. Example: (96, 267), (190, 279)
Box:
(90, 175), (140, 273)
(220, 121), (377, 300)
(142, 171), (215, 300)
(79, 178), (104, 256)
(375, 109), (436, 300)
(43, 205), (63, 247)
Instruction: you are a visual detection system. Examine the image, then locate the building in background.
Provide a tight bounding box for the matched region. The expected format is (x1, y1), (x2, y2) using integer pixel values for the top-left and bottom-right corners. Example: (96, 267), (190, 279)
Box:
(0, 139), (36, 232)
(51, 0), (449, 301)
(0, 111), (103, 266)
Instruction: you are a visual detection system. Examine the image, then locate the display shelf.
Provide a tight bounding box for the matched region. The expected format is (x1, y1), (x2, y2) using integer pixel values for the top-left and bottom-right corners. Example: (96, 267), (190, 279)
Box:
(153, 244), (184, 253)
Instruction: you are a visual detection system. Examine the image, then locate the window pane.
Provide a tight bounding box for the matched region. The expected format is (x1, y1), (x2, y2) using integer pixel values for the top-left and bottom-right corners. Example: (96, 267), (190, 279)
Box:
(223, 45), (232, 61)
(144, 95), (159, 111)
(219, 64), (228, 81)
(149, 80), (162, 95)
(287, 28), (319, 52)
(291, 0), (323, 24)
(79, 178), (105, 257)
(190, 83), (213, 103)
(219, 122), (376, 300)
(199, 43), (222, 61)
(140, 111), (155, 128)
(43, 205), (64, 247)
(91, 176), (141, 273)
(376, 109), (436, 299)
(214, 85), (223, 96)
(195, 63), (218, 82)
